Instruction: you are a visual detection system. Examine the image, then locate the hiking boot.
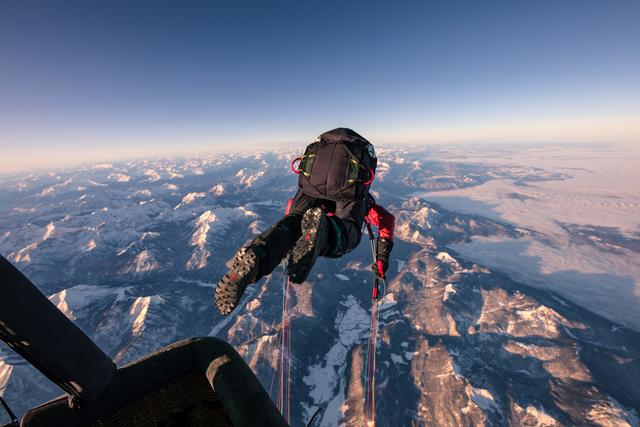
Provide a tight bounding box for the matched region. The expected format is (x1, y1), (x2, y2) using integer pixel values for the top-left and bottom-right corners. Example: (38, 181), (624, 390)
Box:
(288, 207), (329, 283)
(215, 246), (260, 315)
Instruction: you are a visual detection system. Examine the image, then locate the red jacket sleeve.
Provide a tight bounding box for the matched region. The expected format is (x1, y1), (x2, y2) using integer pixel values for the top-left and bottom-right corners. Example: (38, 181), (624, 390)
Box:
(365, 204), (395, 240)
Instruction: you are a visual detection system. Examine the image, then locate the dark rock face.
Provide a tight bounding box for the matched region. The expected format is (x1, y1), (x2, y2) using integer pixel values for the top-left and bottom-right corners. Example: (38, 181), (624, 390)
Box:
(1, 148), (638, 426)
(560, 223), (640, 254)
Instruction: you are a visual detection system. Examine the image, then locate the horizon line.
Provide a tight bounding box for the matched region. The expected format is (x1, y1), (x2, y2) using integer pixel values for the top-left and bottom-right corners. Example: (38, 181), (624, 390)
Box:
(1, 139), (635, 177)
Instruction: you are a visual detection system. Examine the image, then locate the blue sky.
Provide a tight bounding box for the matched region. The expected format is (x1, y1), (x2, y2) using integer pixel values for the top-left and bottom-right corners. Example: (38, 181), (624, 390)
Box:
(1, 0), (639, 171)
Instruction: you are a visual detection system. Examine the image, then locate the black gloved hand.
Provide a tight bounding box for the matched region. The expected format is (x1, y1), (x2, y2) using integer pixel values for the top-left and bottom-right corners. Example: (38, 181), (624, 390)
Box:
(374, 237), (394, 279)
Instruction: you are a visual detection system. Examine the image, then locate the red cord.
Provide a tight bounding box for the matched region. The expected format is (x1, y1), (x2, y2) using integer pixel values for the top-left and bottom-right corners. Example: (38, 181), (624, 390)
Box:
(363, 168), (375, 186)
(287, 284), (293, 422)
(290, 157), (302, 174)
(276, 277), (293, 424)
(365, 301), (379, 423)
(377, 260), (385, 280)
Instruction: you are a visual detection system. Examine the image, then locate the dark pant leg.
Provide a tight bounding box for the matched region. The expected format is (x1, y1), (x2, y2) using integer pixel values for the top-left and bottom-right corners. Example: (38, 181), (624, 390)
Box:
(250, 190), (320, 277)
(327, 198), (368, 257)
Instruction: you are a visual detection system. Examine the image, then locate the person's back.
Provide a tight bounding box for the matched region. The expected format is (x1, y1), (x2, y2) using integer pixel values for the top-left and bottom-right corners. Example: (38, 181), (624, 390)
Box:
(215, 128), (395, 315)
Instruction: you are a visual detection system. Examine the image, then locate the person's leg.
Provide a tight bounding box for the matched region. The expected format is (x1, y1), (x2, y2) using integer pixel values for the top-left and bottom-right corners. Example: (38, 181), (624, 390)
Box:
(287, 197), (368, 282)
(244, 190), (321, 276)
(287, 206), (331, 283)
(327, 198), (367, 257)
(251, 215), (300, 276)
(215, 191), (319, 315)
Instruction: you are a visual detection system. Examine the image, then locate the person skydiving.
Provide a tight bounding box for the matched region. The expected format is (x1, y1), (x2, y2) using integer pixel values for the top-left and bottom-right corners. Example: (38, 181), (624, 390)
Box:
(215, 128), (395, 315)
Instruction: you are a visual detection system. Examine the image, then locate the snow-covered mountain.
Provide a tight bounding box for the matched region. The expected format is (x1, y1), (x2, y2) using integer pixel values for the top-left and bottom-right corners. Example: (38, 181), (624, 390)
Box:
(1, 145), (639, 426)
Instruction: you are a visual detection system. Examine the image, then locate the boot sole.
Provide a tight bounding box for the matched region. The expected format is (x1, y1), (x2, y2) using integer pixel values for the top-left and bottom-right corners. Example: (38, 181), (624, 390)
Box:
(215, 247), (259, 315)
(288, 208), (328, 283)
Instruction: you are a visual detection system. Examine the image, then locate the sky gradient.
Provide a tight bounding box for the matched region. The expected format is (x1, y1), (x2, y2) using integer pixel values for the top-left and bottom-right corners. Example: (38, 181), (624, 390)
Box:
(1, 0), (639, 172)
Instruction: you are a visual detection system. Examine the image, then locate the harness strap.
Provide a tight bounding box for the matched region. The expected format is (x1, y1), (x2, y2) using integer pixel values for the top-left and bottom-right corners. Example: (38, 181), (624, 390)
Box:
(346, 167), (375, 186)
(291, 154), (315, 176)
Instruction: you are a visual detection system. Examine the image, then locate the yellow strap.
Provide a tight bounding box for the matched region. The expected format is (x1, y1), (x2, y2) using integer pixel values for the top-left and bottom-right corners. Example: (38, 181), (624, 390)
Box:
(350, 158), (367, 171)
(297, 154), (315, 176)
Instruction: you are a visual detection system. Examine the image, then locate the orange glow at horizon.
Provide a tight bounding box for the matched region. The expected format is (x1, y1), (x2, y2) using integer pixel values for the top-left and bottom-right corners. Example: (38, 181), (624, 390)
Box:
(1, 114), (639, 174)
